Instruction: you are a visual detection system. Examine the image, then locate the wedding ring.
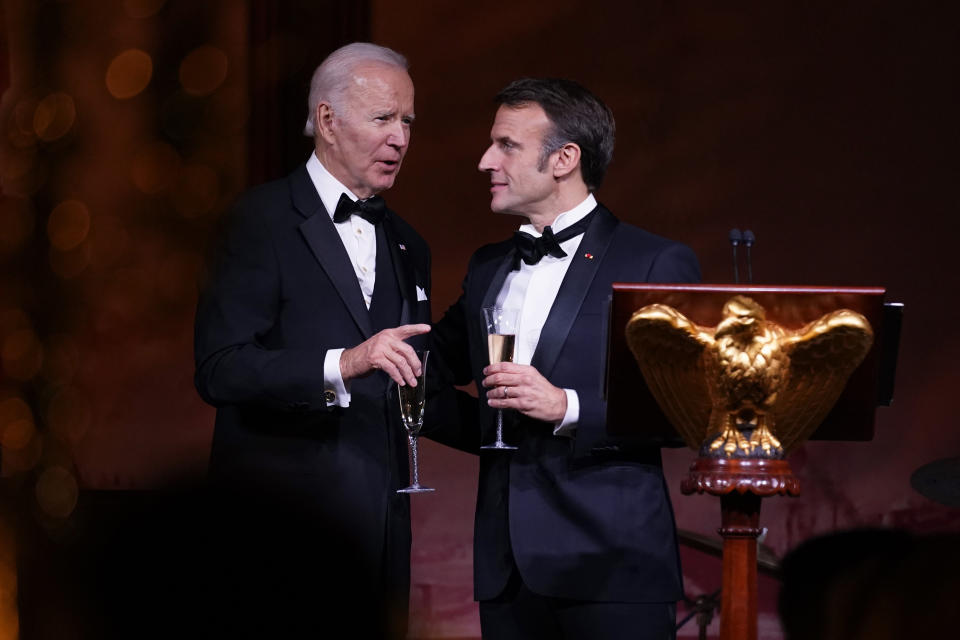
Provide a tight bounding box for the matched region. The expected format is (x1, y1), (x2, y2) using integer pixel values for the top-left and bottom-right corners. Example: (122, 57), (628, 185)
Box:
(503, 386), (509, 399)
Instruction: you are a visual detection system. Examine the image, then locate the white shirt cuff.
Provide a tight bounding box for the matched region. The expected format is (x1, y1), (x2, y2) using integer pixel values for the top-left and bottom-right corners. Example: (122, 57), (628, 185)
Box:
(553, 389), (579, 437)
(323, 348), (351, 407)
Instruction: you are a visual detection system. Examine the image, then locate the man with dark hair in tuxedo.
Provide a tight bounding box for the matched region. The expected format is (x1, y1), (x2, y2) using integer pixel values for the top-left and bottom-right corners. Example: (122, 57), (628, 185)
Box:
(431, 77), (701, 639)
(194, 42), (431, 635)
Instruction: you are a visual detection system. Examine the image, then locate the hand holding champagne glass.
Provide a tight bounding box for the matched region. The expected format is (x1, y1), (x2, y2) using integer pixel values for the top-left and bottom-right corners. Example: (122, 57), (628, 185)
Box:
(482, 307), (519, 450)
(397, 350), (434, 493)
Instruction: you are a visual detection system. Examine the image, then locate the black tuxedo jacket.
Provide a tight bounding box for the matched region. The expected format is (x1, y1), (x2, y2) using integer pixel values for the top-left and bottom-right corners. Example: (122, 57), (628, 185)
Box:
(194, 164), (431, 593)
(431, 204), (700, 603)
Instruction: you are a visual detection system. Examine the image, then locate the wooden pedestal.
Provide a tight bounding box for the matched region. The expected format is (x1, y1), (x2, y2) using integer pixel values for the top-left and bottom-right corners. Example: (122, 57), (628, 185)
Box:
(681, 458), (799, 640)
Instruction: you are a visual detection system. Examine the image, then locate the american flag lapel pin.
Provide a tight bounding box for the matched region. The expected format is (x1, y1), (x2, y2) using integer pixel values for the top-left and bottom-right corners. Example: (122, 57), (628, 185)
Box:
(584, 252), (594, 260)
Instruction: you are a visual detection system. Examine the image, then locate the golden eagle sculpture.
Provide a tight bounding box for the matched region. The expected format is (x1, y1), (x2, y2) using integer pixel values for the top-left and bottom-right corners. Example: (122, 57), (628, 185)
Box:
(625, 296), (874, 458)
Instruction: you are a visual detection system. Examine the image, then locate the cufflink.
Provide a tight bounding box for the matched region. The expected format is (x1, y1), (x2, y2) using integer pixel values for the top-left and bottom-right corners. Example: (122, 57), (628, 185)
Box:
(324, 390), (336, 404)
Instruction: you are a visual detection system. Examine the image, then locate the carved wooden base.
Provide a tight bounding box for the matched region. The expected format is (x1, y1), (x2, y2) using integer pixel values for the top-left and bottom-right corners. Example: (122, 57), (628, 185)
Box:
(681, 457), (801, 497)
(681, 457), (800, 640)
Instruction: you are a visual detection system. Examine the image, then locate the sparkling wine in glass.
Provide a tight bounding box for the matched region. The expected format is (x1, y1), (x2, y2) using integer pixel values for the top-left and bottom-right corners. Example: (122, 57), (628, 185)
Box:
(481, 307), (519, 450)
(397, 350), (434, 493)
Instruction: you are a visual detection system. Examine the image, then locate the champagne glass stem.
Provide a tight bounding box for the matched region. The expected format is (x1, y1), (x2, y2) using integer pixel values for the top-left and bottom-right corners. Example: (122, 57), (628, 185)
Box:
(496, 409), (504, 444)
(409, 433), (421, 487)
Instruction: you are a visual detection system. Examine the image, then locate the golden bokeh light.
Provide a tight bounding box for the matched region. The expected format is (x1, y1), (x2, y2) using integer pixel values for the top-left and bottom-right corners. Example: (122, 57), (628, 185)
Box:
(106, 49), (153, 100)
(47, 199), (90, 250)
(9, 97), (38, 147)
(179, 45), (229, 96)
(171, 163), (219, 217)
(49, 242), (91, 279)
(41, 334), (81, 385)
(47, 386), (92, 445)
(33, 92), (77, 142)
(2, 418), (35, 451)
(131, 141), (181, 194)
(2, 328), (43, 381)
(0, 396), (35, 451)
(0, 197), (35, 256)
(2, 434), (43, 476)
(35, 466), (79, 519)
(122, 0), (167, 19)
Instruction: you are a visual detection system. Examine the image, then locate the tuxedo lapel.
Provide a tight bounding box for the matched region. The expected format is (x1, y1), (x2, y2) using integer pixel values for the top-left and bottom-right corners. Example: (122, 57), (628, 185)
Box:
(480, 245), (518, 309)
(291, 166), (374, 339)
(531, 206), (618, 378)
(381, 213), (416, 326)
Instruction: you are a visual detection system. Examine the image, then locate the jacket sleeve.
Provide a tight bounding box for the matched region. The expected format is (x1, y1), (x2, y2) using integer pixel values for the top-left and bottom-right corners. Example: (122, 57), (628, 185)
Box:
(422, 257), (482, 454)
(193, 200), (333, 413)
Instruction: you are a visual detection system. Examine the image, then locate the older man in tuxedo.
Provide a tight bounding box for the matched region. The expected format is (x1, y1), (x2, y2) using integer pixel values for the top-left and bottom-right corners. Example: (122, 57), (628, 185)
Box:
(431, 78), (701, 639)
(194, 42), (429, 634)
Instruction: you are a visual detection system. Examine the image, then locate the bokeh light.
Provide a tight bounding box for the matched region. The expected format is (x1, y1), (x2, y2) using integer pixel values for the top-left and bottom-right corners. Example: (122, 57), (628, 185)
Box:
(122, 0), (167, 19)
(33, 92), (76, 142)
(0, 197), (36, 256)
(47, 199), (90, 250)
(2, 328), (43, 381)
(9, 97), (38, 147)
(0, 396), (35, 451)
(35, 466), (79, 519)
(106, 49), (153, 99)
(130, 141), (181, 194)
(171, 164), (219, 217)
(179, 45), (229, 96)
(1, 417), (35, 452)
(1, 432), (42, 475)
(47, 385), (92, 445)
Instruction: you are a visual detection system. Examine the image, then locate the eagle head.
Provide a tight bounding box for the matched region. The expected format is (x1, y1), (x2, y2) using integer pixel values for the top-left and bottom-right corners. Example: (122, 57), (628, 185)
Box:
(715, 295), (766, 339)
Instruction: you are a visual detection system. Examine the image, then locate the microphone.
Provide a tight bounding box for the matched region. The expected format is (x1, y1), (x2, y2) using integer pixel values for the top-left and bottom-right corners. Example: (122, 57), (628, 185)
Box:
(728, 228), (742, 284)
(743, 229), (755, 284)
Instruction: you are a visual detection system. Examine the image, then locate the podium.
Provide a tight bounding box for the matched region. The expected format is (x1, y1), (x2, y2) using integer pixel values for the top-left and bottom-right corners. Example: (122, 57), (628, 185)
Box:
(605, 284), (902, 640)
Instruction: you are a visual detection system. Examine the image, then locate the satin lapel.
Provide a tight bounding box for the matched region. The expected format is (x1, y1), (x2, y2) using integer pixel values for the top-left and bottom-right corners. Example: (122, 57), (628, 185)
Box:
(480, 246), (518, 309)
(381, 213), (416, 326)
(292, 167), (373, 338)
(530, 206), (618, 378)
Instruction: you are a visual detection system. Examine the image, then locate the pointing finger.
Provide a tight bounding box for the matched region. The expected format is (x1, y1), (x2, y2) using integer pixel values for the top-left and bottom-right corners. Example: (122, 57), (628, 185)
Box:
(394, 324), (431, 339)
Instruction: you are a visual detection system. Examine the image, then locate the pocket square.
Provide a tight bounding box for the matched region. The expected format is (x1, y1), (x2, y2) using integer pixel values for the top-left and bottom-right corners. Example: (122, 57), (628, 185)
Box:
(416, 286), (428, 301)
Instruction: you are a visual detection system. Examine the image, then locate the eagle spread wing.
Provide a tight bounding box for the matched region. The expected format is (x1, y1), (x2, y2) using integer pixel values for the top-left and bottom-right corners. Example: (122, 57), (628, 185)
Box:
(625, 304), (714, 448)
(774, 309), (874, 451)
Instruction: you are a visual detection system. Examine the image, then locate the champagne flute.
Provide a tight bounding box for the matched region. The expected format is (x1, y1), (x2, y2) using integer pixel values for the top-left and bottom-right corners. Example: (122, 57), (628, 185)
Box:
(397, 350), (434, 493)
(481, 307), (519, 450)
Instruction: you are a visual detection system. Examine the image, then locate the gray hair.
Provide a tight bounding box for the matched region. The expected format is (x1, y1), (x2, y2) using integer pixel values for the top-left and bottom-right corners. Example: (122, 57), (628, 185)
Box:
(303, 42), (409, 137)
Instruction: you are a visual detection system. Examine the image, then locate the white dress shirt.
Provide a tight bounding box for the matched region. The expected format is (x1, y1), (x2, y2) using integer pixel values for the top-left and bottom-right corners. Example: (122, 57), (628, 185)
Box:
(496, 193), (597, 435)
(307, 152), (375, 407)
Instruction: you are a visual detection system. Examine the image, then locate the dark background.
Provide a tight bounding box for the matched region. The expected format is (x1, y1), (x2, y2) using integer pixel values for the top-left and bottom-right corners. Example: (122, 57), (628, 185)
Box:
(1, 1), (958, 637)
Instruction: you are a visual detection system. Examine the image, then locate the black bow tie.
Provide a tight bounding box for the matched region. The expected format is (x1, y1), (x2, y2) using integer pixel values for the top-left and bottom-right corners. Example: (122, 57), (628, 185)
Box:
(333, 193), (386, 225)
(511, 210), (596, 270)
